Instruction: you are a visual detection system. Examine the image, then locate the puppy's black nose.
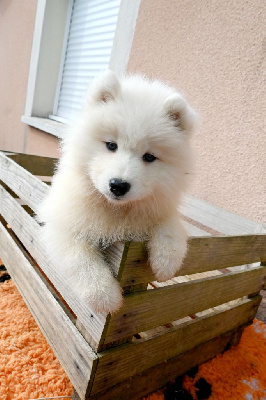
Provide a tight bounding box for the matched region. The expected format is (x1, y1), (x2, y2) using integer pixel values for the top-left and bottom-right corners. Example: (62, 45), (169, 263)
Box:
(109, 179), (131, 197)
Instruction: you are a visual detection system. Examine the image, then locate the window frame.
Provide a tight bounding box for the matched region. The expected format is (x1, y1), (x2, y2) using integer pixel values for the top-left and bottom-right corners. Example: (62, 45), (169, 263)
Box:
(22, 0), (141, 138)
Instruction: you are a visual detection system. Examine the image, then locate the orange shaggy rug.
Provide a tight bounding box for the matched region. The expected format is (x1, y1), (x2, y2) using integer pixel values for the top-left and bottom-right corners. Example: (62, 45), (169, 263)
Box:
(1, 276), (266, 400)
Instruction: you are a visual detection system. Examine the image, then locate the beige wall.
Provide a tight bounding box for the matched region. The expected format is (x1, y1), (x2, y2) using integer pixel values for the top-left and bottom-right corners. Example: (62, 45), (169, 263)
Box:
(0, 0), (59, 158)
(128, 0), (265, 223)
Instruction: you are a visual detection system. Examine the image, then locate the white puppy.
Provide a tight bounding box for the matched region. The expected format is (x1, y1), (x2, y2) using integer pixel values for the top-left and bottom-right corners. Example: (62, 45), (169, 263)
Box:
(38, 71), (197, 314)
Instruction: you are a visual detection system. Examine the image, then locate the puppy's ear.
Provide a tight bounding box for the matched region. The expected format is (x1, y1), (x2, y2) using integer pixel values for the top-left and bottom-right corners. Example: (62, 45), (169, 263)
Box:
(89, 70), (121, 103)
(164, 93), (198, 134)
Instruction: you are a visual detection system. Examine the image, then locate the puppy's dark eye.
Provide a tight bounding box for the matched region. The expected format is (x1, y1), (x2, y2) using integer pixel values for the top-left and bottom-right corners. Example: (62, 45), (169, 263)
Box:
(106, 142), (118, 152)
(143, 153), (156, 163)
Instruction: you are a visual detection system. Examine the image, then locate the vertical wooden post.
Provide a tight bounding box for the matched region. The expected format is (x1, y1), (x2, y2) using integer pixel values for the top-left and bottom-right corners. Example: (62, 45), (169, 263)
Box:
(97, 241), (150, 351)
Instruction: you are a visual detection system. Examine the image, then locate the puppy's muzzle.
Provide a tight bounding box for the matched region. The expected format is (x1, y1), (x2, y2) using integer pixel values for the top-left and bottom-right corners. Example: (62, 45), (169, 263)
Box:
(109, 179), (131, 197)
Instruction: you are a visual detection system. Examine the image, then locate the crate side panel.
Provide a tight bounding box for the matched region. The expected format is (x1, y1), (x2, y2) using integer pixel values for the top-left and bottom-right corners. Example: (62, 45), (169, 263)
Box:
(89, 324), (247, 400)
(0, 183), (108, 350)
(0, 222), (97, 399)
(118, 235), (266, 287)
(91, 296), (260, 395)
(104, 266), (266, 343)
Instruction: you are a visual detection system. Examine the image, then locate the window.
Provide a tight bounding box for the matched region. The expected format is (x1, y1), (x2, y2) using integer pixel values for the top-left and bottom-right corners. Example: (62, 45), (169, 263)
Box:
(51, 0), (121, 123)
(22, 0), (141, 137)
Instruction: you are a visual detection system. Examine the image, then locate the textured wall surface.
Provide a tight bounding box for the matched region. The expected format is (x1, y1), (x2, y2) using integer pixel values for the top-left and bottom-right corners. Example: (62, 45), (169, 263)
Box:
(0, 0), (59, 157)
(128, 0), (266, 223)
(0, 0), (35, 152)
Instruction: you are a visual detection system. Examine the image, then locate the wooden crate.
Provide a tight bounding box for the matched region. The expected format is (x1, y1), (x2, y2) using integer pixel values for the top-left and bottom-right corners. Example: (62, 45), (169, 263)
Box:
(0, 150), (265, 400)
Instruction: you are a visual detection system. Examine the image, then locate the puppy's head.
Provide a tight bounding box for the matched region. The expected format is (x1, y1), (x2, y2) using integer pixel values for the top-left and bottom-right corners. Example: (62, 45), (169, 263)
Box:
(68, 71), (197, 206)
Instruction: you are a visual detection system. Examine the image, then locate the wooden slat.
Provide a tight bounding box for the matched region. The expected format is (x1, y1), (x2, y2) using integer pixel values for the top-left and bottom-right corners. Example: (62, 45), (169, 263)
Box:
(0, 221), (97, 399)
(116, 235), (266, 287)
(0, 182), (109, 350)
(91, 296), (260, 394)
(103, 265), (266, 344)
(0, 151), (48, 213)
(89, 324), (247, 400)
(5, 152), (58, 176)
(72, 390), (81, 400)
(182, 194), (266, 235)
(182, 219), (211, 236)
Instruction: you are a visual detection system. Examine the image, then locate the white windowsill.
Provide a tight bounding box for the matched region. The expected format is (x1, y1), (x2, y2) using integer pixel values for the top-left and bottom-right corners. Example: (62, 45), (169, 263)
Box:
(21, 116), (69, 140)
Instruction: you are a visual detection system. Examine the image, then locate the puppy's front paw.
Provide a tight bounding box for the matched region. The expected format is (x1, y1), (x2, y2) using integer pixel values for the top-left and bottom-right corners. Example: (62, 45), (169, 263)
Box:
(148, 217), (188, 282)
(82, 277), (123, 315)
(148, 239), (187, 282)
(150, 253), (185, 282)
(86, 282), (123, 315)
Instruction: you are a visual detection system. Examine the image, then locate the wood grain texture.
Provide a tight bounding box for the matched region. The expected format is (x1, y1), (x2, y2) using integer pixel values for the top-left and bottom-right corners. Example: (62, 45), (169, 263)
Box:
(6, 152), (58, 176)
(0, 222), (97, 400)
(89, 324), (248, 400)
(91, 296), (260, 395)
(72, 390), (81, 400)
(0, 182), (109, 350)
(116, 235), (266, 287)
(0, 152), (48, 213)
(182, 219), (211, 236)
(182, 194), (266, 235)
(104, 266), (266, 344)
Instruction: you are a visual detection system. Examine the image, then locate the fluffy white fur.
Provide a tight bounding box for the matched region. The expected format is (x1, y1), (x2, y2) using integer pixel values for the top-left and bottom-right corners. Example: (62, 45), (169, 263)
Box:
(38, 71), (197, 314)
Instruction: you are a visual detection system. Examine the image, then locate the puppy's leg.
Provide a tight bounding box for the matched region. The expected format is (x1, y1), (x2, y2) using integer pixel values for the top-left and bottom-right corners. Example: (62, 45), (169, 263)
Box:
(68, 243), (123, 314)
(148, 214), (188, 282)
(43, 227), (123, 314)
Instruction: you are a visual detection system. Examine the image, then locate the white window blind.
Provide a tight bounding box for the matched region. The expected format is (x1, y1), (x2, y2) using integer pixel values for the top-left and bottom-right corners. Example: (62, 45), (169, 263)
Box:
(52, 0), (121, 122)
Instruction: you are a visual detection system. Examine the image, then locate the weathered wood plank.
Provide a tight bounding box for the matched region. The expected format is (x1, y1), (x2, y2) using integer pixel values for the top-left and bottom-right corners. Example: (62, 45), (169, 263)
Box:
(0, 182), (109, 350)
(89, 324), (248, 400)
(103, 266), (266, 344)
(0, 222), (97, 400)
(0, 151), (48, 213)
(6, 152), (58, 176)
(91, 296), (260, 395)
(182, 219), (211, 236)
(72, 390), (81, 400)
(116, 235), (266, 287)
(182, 194), (266, 235)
